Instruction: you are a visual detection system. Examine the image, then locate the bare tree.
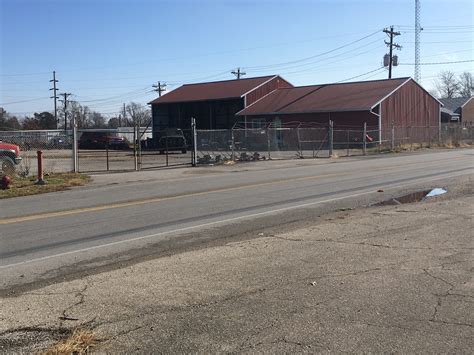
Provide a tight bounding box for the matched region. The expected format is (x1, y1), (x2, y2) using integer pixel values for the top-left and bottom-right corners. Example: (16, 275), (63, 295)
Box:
(458, 72), (473, 97)
(435, 70), (460, 98)
(90, 111), (106, 128)
(125, 102), (151, 127)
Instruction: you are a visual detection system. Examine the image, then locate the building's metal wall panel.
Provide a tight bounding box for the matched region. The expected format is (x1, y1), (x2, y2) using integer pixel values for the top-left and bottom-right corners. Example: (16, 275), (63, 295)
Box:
(245, 111), (378, 129)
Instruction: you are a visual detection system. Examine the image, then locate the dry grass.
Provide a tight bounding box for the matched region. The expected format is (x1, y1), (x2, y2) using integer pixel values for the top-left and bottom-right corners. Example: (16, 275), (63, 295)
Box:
(43, 329), (99, 355)
(0, 172), (90, 199)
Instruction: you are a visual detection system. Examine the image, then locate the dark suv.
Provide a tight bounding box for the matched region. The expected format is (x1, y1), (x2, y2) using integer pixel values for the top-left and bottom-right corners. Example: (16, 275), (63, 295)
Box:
(79, 132), (129, 149)
(156, 129), (187, 154)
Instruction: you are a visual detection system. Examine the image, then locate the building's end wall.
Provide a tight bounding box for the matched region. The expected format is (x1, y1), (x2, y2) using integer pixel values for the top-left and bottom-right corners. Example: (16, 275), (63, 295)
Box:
(461, 98), (474, 124)
(381, 79), (441, 141)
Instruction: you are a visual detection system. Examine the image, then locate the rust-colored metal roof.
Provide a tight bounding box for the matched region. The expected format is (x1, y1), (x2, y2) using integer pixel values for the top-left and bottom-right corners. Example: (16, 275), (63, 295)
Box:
(149, 75), (278, 104)
(237, 78), (410, 116)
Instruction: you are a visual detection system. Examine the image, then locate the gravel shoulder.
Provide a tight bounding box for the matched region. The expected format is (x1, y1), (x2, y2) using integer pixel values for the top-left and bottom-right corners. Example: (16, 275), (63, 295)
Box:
(1, 179), (473, 353)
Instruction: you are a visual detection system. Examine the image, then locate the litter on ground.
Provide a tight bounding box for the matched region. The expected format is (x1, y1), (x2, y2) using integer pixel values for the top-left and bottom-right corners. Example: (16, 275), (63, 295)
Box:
(425, 188), (447, 198)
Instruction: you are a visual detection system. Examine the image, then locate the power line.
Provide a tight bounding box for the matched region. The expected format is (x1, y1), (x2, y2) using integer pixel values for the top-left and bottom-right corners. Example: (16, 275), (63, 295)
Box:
(0, 97), (50, 105)
(247, 37), (384, 74)
(78, 87), (150, 103)
(336, 67), (386, 83)
(276, 43), (386, 77)
(399, 59), (474, 65)
(243, 29), (382, 71)
(402, 49), (473, 61)
(0, 71), (51, 77)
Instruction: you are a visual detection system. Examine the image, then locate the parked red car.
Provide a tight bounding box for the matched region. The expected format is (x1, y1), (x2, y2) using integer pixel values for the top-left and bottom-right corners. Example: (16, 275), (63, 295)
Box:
(0, 141), (22, 175)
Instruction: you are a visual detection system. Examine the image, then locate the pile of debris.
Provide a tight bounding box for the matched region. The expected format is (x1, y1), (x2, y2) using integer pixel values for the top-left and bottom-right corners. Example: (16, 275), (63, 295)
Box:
(197, 152), (266, 165)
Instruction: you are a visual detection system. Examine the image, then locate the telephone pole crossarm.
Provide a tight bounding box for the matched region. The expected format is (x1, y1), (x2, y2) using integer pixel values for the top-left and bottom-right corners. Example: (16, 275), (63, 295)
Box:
(152, 82), (167, 97)
(231, 68), (246, 79)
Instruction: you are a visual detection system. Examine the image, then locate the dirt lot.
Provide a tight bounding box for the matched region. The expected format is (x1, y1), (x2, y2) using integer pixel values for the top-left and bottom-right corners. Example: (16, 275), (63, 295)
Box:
(0, 181), (472, 353)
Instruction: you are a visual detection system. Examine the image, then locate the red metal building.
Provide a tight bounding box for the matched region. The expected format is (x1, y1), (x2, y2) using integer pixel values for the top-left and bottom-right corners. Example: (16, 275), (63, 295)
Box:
(149, 75), (292, 132)
(237, 77), (442, 143)
(149, 76), (441, 143)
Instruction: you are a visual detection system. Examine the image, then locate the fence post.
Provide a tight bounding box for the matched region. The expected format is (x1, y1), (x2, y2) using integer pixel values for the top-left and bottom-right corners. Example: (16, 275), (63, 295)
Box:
(266, 127), (271, 160)
(191, 117), (197, 167)
(363, 122), (367, 156)
(328, 120), (334, 157)
(428, 125), (431, 147)
(72, 119), (78, 173)
(346, 130), (350, 157)
(391, 122), (395, 151)
(133, 124), (138, 171)
(231, 127), (236, 161)
(35, 151), (45, 185)
(138, 126), (142, 170)
(106, 139), (109, 171)
(296, 124), (302, 158)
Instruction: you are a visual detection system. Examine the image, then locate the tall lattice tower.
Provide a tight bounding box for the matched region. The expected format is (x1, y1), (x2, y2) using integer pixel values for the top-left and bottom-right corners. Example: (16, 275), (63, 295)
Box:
(414, 0), (421, 82)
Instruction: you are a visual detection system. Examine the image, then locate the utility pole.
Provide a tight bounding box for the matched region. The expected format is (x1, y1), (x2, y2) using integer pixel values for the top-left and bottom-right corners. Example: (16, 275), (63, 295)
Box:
(121, 103), (126, 126)
(231, 68), (246, 80)
(383, 26), (402, 79)
(49, 71), (59, 128)
(59, 92), (72, 131)
(152, 82), (167, 97)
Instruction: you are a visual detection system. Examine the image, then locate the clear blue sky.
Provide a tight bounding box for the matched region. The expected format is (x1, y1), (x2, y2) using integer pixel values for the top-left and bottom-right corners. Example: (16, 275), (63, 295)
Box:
(1, 0), (472, 117)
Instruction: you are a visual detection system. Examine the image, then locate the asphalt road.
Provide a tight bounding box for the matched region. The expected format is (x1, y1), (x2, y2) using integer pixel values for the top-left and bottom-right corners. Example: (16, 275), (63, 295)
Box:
(1, 149), (473, 291)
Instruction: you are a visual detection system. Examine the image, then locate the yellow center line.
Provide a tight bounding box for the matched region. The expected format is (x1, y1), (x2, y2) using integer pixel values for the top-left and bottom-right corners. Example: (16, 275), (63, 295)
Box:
(0, 156), (469, 225)
(0, 172), (346, 225)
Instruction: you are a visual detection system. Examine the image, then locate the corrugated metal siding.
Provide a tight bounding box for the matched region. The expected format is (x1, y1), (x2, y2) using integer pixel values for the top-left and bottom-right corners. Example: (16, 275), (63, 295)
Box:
(381, 79), (440, 141)
(245, 76), (293, 106)
(246, 111), (377, 129)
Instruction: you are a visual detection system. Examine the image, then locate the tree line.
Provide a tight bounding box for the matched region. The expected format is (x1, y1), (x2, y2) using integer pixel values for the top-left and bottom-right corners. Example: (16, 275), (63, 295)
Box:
(0, 102), (151, 131)
(435, 71), (473, 99)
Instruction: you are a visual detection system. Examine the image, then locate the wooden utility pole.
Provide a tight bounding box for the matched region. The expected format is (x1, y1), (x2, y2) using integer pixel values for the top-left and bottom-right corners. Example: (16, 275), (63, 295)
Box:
(383, 26), (401, 79)
(231, 68), (246, 79)
(49, 71), (59, 128)
(152, 82), (167, 97)
(59, 92), (72, 130)
(120, 103), (126, 126)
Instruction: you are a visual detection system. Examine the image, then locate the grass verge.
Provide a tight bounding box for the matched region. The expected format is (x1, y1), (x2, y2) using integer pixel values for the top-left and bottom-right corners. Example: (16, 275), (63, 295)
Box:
(0, 172), (90, 199)
(43, 329), (99, 354)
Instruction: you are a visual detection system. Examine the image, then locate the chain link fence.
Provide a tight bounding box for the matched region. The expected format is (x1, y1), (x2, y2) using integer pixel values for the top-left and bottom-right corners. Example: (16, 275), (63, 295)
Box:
(195, 122), (474, 164)
(139, 128), (193, 170)
(0, 130), (73, 176)
(1, 123), (473, 175)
